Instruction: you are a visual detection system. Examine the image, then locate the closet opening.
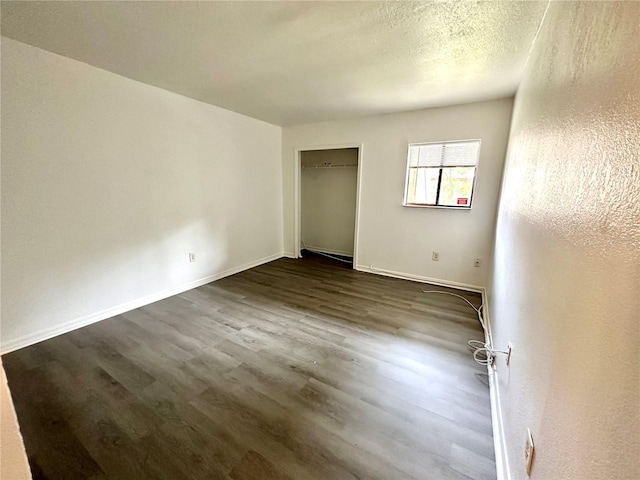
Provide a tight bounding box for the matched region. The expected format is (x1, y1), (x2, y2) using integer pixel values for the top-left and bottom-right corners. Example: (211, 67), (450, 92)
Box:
(294, 145), (362, 269)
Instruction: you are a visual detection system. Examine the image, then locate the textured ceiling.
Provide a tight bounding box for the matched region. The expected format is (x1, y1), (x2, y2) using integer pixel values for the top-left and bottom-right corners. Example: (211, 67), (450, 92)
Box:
(1, 1), (548, 126)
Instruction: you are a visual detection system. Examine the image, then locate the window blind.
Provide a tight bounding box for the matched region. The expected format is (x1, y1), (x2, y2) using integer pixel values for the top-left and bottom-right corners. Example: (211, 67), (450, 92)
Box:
(408, 140), (480, 167)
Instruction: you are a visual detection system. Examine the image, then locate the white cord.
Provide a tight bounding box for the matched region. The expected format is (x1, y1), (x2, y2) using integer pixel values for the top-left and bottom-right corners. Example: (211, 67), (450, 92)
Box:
(422, 290), (487, 332)
(467, 340), (487, 350)
(422, 289), (508, 366)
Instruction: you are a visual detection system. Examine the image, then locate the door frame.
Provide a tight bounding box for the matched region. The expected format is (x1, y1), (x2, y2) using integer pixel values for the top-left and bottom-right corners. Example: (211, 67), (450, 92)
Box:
(294, 143), (363, 268)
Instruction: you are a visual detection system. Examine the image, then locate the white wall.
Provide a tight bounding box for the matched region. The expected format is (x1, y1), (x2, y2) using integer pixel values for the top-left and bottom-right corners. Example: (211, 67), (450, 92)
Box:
(301, 149), (358, 256)
(0, 38), (283, 353)
(489, 2), (640, 479)
(283, 98), (513, 288)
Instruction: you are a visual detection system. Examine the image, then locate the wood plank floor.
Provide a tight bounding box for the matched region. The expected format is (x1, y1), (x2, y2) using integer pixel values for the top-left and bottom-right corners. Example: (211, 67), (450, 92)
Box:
(3, 256), (495, 480)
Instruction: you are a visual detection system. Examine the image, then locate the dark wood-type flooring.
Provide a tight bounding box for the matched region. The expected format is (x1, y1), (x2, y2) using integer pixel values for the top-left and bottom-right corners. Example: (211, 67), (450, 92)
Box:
(3, 256), (495, 480)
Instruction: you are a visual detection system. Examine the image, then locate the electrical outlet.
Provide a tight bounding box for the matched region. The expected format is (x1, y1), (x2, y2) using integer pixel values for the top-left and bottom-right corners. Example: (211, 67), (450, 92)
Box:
(474, 258), (481, 268)
(189, 252), (196, 262)
(432, 251), (439, 261)
(525, 428), (534, 476)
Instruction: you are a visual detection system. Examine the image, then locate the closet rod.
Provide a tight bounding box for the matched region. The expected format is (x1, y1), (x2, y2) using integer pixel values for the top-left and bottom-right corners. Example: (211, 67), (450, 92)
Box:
(302, 164), (357, 169)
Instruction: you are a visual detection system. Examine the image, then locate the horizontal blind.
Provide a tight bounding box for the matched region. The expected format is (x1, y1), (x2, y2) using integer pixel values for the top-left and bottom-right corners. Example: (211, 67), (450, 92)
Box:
(408, 140), (480, 167)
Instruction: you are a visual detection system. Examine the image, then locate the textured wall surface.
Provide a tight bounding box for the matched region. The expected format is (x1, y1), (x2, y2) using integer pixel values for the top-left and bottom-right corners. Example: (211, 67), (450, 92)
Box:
(1, 38), (283, 351)
(283, 98), (513, 288)
(490, 2), (640, 479)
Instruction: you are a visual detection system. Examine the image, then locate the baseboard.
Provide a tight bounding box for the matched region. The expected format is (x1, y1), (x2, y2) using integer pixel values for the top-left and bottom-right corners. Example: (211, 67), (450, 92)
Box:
(480, 289), (509, 480)
(479, 286), (494, 346)
(355, 264), (484, 293)
(487, 362), (510, 480)
(0, 252), (284, 355)
(282, 251), (297, 259)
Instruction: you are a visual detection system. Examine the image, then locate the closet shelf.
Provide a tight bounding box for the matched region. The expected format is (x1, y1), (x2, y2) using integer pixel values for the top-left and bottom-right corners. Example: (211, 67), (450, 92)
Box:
(302, 164), (357, 169)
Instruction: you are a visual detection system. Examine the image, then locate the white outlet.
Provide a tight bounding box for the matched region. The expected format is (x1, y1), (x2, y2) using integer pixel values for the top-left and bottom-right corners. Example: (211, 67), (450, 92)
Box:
(474, 258), (481, 268)
(525, 428), (534, 476)
(432, 251), (439, 261)
(189, 252), (196, 262)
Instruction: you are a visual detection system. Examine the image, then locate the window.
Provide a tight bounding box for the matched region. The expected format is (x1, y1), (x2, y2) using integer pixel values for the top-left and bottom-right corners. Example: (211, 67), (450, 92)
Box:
(403, 139), (481, 208)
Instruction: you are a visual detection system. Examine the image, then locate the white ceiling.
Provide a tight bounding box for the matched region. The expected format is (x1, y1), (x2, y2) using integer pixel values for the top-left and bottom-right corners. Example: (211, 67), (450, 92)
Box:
(1, 1), (548, 126)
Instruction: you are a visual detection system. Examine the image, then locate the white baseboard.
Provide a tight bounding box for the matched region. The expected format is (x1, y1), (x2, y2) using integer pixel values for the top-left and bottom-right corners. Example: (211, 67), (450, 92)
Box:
(282, 251), (297, 259)
(355, 264), (484, 293)
(480, 290), (509, 480)
(488, 362), (510, 480)
(0, 252), (284, 355)
(480, 287), (494, 347)
(303, 245), (354, 257)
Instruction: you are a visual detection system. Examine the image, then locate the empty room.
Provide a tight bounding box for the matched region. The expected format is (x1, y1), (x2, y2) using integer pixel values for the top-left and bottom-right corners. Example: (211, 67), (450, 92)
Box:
(1, 2), (638, 480)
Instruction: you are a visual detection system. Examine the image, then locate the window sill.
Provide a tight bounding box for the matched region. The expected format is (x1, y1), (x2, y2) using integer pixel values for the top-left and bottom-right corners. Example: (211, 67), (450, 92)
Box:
(403, 203), (472, 210)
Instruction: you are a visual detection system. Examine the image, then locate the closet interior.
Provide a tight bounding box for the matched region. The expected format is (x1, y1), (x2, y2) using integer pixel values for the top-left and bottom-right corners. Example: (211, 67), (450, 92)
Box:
(300, 148), (359, 265)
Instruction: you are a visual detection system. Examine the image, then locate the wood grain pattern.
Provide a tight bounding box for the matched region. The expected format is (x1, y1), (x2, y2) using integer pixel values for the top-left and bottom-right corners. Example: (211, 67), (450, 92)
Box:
(3, 255), (495, 479)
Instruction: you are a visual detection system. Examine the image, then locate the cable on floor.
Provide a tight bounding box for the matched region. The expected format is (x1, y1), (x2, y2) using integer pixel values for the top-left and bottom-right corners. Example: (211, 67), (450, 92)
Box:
(421, 289), (509, 366)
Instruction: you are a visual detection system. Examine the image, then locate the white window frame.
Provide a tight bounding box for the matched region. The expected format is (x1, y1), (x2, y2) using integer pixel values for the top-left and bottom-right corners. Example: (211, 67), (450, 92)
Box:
(403, 139), (481, 209)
